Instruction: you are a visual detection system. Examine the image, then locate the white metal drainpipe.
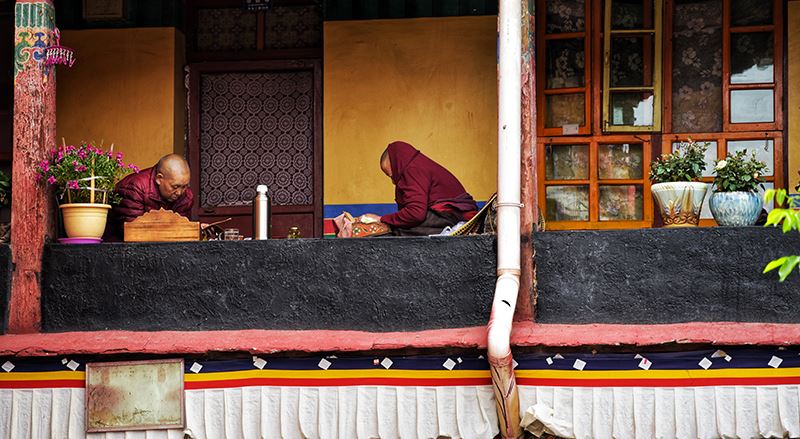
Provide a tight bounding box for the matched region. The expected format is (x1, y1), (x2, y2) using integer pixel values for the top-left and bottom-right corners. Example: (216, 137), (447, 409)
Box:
(487, 0), (523, 437)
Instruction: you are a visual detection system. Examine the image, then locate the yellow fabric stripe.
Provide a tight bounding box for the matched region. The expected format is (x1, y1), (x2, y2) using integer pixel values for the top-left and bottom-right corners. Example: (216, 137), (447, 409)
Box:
(184, 369), (492, 382)
(0, 371), (85, 381)
(515, 367), (800, 380)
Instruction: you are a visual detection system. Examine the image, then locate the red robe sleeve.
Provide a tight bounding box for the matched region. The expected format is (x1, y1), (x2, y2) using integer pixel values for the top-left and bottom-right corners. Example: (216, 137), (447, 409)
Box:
(381, 166), (430, 228)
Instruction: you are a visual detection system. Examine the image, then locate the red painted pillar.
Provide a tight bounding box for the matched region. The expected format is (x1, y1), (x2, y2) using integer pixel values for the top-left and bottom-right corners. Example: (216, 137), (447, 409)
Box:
(10, 0), (57, 333)
(516, 0), (537, 323)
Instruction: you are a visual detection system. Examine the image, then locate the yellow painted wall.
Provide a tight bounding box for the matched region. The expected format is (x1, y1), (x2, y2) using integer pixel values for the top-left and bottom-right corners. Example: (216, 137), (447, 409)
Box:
(324, 16), (498, 205)
(789, 2), (800, 193)
(56, 28), (185, 169)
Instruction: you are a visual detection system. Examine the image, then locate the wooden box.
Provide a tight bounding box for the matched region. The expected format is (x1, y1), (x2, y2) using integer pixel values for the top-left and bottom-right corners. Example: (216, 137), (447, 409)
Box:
(124, 208), (200, 242)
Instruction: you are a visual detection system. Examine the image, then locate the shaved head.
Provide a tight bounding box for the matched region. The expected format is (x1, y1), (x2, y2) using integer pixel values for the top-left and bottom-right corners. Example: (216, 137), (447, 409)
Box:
(157, 154), (190, 179)
(155, 154), (191, 203)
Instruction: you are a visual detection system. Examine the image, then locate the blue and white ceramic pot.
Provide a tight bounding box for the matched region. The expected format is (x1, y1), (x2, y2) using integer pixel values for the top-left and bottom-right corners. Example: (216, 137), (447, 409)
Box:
(651, 182), (708, 227)
(709, 191), (763, 226)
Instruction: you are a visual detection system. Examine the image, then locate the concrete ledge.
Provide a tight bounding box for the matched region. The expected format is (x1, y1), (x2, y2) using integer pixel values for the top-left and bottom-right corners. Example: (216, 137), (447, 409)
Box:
(534, 227), (800, 324)
(41, 236), (497, 332)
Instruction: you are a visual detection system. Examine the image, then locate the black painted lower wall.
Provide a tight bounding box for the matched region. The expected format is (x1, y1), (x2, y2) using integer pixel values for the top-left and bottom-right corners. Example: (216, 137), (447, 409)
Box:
(0, 244), (9, 334)
(534, 227), (800, 324)
(42, 236), (497, 332)
(38, 226), (800, 332)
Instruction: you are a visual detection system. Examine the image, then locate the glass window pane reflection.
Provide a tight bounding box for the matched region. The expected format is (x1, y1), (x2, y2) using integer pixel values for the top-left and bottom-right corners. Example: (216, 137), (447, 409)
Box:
(731, 32), (774, 84)
(672, 141), (718, 178)
(727, 139), (774, 176)
(599, 185), (643, 221)
(546, 145), (590, 180)
(546, 185), (590, 221)
(730, 89), (774, 123)
(599, 144), (643, 179)
(610, 92), (654, 126)
(546, 93), (586, 128)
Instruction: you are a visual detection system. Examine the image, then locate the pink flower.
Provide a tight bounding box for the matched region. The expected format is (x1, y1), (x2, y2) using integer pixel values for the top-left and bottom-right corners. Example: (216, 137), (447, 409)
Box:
(39, 160), (49, 172)
(116, 152), (123, 160)
(57, 151), (64, 161)
(47, 175), (56, 185)
(128, 164), (140, 173)
(77, 150), (87, 159)
(35, 174), (42, 182)
(67, 180), (80, 190)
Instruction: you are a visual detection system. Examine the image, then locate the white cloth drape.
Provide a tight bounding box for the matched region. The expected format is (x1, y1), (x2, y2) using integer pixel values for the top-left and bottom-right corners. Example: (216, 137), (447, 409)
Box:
(518, 385), (800, 439)
(0, 386), (498, 439)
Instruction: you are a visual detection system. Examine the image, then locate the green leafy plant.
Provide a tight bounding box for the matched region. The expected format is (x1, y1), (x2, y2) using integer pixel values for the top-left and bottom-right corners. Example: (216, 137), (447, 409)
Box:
(763, 189), (800, 281)
(649, 139), (710, 183)
(0, 170), (10, 207)
(35, 143), (138, 205)
(712, 150), (767, 193)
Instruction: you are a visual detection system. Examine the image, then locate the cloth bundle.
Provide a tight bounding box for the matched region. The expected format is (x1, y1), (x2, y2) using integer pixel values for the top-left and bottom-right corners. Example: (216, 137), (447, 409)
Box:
(333, 212), (391, 238)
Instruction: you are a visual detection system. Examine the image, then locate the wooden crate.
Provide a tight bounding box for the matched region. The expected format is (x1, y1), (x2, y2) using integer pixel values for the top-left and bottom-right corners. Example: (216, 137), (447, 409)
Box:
(124, 208), (200, 242)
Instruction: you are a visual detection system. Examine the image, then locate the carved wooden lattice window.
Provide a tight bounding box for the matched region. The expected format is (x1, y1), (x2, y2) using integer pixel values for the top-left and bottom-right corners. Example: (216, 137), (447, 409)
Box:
(198, 71), (315, 208)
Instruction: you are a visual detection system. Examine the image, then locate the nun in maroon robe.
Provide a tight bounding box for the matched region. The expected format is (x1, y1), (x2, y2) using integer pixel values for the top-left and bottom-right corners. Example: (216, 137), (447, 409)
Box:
(375, 141), (478, 236)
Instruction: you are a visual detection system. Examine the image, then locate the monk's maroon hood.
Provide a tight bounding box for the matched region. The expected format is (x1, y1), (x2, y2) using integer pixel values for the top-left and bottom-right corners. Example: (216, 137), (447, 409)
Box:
(387, 141), (420, 185)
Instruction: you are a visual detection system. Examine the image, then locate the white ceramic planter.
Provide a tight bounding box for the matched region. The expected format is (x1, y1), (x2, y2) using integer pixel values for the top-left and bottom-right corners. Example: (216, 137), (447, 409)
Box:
(651, 182), (708, 227)
(60, 203), (111, 239)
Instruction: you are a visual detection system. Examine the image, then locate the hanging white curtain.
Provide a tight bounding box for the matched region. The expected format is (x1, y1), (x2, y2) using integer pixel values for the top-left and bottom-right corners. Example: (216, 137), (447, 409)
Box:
(0, 386), (498, 439)
(518, 385), (800, 439)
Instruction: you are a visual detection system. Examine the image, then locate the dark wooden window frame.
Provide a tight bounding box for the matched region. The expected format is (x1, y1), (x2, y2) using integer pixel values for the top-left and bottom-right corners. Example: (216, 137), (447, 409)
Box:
(536, 0), (593, 136)
(537, 0), (788, 230)
(722, 0), (784, 132)
(538, 133), (654, 230)
(187, 59), (324, 237)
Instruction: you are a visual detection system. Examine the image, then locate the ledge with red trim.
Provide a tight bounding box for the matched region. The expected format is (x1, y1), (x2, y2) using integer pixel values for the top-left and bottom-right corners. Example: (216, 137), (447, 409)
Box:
(4, 322), (800, 357)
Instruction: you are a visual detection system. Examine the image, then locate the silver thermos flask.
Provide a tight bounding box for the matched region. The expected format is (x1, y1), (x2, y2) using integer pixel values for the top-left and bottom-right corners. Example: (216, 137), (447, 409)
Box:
(253, 184), (271, 239)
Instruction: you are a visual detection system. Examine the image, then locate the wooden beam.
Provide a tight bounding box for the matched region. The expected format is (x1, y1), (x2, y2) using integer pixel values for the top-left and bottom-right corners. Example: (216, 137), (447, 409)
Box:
(516, 0), (537, 323)
(10, 0), (57, 333)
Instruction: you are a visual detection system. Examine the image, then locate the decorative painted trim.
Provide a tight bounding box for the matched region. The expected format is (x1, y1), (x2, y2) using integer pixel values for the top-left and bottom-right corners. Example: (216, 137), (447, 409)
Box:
(13, 1), (55, 83)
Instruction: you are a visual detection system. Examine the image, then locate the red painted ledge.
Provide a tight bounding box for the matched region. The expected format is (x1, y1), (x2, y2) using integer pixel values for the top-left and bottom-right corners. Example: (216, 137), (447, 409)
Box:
(2, 322), (800, 357)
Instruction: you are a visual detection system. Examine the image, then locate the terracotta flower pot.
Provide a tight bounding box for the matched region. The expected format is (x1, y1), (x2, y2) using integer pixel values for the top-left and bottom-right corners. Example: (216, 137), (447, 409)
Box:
(60, 203), (111, 239)
(709, 191), (762, 226)
(651, 182), (708, 227)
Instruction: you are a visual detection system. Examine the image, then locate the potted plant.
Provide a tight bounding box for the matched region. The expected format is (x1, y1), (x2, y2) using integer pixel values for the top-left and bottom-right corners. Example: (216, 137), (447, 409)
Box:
(708, 150), (768, 226)
(36, 143), (137, 240)
(649, 139), (710, 227)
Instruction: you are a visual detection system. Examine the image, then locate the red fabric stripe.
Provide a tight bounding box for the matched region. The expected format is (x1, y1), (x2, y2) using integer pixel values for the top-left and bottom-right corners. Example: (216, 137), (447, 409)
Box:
(517, 376), (800, 388)
(0, 380), (85, 389)
(323, 219), (338, 234)
(185, 377), (493, 390)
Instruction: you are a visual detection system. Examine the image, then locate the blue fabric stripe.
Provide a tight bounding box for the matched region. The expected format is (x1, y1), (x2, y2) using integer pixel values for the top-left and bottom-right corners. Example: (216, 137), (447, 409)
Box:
(4, 348), (798, 373)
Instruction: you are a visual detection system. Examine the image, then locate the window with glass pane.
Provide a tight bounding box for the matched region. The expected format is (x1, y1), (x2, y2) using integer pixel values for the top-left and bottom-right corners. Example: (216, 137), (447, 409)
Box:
(730, 89), (774, 123)
(603, 0), (662, 132)
(546, 144), (590, 180)
(672, 141), (718, 177)
(540, 0), (589, 135)
(599, 143), (643, 179)
(727, 139), (774, 175)
(546, 185), (590, 221)
(725, 0), (778, 129)
(599, 185), (644, 220)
